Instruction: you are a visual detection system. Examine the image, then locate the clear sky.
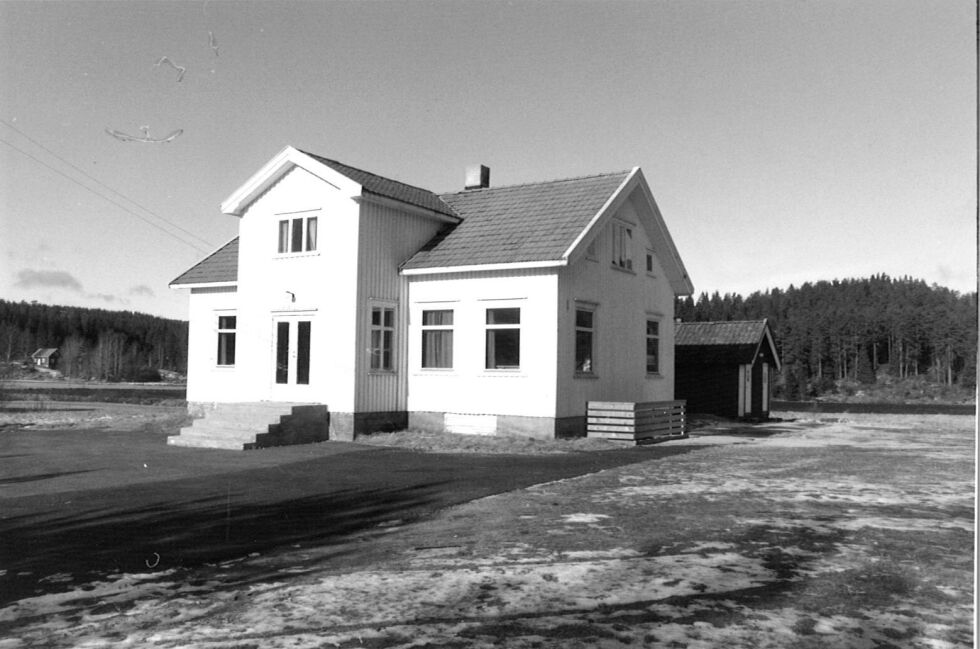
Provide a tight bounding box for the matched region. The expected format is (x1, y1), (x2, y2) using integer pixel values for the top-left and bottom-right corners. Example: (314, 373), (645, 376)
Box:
(1, 0), (975, 321)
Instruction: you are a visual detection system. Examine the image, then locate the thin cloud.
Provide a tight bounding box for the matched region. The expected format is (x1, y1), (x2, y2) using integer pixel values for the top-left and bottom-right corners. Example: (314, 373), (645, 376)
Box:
(89, 293), (124, 304)
(15, 269), (83, 292)
(129, 284), (155, 297)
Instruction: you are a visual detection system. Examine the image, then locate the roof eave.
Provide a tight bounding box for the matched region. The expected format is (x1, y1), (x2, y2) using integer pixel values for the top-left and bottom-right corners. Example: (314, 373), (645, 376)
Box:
(401, 259), (566, 276)
(354, 192), (460, 224)
(169, 280), (238, 290)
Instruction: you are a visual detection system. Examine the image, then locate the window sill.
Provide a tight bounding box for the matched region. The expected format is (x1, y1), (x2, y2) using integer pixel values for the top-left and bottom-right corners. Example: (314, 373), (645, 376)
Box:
(610, 264), (636, 275)
(574, 372), (599, 380)
(274, 251), (321, 260)
(215, 364), (236, 369)
(368, 370), (397, 376)
(646, 372), (664, 379)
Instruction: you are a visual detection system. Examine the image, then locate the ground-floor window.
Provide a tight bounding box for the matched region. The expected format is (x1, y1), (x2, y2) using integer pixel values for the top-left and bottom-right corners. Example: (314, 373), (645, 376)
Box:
(646, 318), (660, 374)
(217, 315), (236, 366)
(575, 306), (596, 374)
(421, 309), (454, 368)
(370, 306), (395, 371)
(486, 307), (520, 369)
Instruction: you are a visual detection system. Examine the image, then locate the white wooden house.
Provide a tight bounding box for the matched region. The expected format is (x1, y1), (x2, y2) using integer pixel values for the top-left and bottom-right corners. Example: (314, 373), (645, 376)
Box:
(168, 146), (693, 448)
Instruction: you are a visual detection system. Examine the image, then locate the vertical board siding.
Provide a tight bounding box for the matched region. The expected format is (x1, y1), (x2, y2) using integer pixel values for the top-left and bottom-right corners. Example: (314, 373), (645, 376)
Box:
(556, 190), (676, 419)
(355, 202), (445, 412)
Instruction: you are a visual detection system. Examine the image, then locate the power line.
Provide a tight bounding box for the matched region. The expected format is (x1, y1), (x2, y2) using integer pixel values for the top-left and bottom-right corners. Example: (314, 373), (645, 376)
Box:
(0, 118), (216, 250)
(0, 136), (213, 255)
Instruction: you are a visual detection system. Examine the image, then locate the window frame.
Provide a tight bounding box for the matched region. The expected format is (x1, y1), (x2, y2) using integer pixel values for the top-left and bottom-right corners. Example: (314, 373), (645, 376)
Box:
(420, 309), (454, 370)
(276, 213), (318, 255)
(485, 306), (521, 371)
(611, 221), (634, 271)
(645, 317), (661, 376)
(645, 248), (656, 276)
(216, 314), (237, 367)
(369, 304), (396, 372)
(574, 304), (597, 376)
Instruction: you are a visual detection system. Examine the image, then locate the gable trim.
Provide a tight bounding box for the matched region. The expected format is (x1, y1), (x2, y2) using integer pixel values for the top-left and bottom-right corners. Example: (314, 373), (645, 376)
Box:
(560, 168), (639, 262)
(220, 146), (355, 216)
(169, 280), (238, 290)
(749, 321), (782, 372)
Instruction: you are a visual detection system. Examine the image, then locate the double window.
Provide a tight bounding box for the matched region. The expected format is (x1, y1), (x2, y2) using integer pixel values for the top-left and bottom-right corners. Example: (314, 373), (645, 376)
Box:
(612, 221), (633, 270)
(370, 306), (395, 371)
(575, 307), (596, 374)
(421, 310), (454, 369)
(646, 318), (660, 374)
(216, 315), (236, 366)
(277, 215), (317, 254)
(486, 308), (520, 369)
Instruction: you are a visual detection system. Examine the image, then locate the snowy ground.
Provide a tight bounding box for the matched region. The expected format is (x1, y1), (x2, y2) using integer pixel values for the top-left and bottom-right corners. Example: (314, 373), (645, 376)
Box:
(0, 412), (974, 648)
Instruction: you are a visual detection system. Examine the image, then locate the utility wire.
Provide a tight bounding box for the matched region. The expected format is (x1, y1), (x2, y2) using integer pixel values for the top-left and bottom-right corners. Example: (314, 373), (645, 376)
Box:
(0, 118), (216, 250)
(0, 136), (212, 255)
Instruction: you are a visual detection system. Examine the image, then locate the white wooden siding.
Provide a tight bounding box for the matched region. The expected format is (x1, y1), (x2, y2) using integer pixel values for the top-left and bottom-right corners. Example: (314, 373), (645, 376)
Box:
(407, 268), (559, 418)
(185, 286), (240, 402)
(354, 202), (444, 412)
(556, 190), (676, 418)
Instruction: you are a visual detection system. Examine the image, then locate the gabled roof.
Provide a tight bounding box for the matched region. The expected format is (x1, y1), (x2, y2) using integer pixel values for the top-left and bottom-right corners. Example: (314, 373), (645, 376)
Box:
(675, 320), (781, 370)
(401, 171), (632, 271)
(31, 348), (58, 358)
(169, 237), (239, 287)
(301, 151), (459, 219)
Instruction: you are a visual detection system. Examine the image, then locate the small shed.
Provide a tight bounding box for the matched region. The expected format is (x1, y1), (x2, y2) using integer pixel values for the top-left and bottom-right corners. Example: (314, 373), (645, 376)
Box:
(674, 320), (780, 420)
(31, 348), (60, 369)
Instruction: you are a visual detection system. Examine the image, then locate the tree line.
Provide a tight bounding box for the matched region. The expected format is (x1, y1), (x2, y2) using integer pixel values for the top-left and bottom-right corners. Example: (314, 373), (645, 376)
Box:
(0, 300), (187, 381)
(675, 275), (977, 398)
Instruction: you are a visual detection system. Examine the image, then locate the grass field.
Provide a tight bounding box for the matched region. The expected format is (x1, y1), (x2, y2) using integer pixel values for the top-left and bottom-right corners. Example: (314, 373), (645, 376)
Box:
(0, 407), (974, 648)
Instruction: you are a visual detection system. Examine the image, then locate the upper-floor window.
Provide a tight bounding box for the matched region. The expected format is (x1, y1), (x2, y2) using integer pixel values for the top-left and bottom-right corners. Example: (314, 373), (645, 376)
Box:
(645, 249), (656, 275)
(217, 315), (236, 366)
(370, 306), (395, 371)
(612, 221), (633, 270)
(421, 309), (454, 369)
(486, 307), (520, 369)
(278, 216), (317, 254)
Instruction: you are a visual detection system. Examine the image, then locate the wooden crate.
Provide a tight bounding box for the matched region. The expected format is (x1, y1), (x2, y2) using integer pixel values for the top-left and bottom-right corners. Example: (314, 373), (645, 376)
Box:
(586, 400), (687, 444)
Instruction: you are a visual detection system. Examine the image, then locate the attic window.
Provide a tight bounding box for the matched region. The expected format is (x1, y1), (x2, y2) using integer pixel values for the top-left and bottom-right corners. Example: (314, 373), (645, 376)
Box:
(278, 216), (318, 254)
(611, 222), (633, 271)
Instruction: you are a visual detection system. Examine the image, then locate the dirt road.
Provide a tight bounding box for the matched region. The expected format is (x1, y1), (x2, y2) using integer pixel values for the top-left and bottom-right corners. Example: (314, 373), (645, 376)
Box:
(0, 413), (974, 648)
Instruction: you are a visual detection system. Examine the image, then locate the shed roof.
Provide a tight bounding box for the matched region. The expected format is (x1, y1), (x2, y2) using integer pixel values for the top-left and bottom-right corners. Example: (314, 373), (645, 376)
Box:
(401, 171), (632, 270)
(675, 320), (781, 370)
(31, 348), (58, 359)
(675, 320), (769, 347)
(301, 151), (460, 219)
(170, 237), (239, 286)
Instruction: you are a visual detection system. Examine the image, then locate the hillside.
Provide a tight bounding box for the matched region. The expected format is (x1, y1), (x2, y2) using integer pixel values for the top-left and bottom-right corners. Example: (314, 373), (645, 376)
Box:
(0, 300), (187, 382)
(675, 275), (977, 401)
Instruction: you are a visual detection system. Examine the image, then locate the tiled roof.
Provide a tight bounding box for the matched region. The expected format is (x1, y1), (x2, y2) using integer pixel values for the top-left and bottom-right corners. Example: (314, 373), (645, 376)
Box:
(401, 171), (632, 270)
(170, 237), (239, 285)
(675, 320), (769, 347)
(301, 151), (459, 219)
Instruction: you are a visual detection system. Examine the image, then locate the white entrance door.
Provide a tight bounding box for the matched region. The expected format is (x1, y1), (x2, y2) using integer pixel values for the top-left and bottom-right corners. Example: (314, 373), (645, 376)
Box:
(271, 316), (313, 400)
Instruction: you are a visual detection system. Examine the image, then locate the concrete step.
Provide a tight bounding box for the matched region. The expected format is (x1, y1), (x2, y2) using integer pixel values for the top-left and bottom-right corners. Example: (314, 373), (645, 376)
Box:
(178, 423), (266, 440)
(167, 432), (248, 450)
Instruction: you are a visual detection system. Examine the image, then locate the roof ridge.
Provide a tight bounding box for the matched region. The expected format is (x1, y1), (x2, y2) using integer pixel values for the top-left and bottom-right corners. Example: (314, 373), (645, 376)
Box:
(300, 150), (442, 197)
(440, 169), (633, 197)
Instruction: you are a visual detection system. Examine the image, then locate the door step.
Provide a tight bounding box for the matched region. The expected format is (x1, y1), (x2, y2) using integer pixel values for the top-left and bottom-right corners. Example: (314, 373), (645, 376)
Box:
(167, 402), (329, 450)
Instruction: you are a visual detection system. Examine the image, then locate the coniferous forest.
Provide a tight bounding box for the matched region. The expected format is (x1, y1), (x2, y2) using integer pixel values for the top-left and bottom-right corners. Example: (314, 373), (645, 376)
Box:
(0, 300), (187, 381)
(675, 275), (977, 399)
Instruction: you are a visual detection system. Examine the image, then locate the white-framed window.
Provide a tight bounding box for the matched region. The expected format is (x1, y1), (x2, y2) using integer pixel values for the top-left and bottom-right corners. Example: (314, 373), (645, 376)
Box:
(421, 309), (454, 369)
(612, 221), (633, 270)
(645, 318), (660, 375)
(485, 307), (520, 369)
(574, 306), (596, 375)
(216, 315), (236, 366)
(277, 215), (318, 254)
(369, 305), (395, 371)
(645, 249), (656, 275)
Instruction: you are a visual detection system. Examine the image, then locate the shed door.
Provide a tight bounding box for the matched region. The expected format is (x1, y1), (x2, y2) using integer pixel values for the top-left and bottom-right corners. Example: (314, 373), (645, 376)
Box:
(762, 362), (770, 412)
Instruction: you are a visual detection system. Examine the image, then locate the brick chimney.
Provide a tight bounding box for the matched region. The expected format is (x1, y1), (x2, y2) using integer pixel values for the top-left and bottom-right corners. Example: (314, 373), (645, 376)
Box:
(465, 164), (490, 190)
